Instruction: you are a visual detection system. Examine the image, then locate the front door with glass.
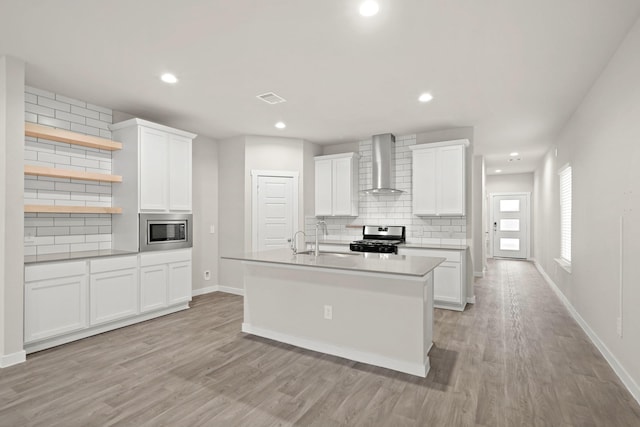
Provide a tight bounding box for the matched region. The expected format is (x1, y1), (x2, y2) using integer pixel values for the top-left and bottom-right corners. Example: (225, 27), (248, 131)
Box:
(491, 193), (529, 259)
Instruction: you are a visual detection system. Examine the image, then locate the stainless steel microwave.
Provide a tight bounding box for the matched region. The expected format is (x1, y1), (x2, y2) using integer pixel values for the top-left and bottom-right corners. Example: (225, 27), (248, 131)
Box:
(139, 214), (193, 252)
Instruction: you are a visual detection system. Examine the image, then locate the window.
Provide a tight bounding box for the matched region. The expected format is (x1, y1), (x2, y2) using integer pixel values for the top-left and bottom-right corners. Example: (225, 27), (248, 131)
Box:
(559, 165), (572, 263)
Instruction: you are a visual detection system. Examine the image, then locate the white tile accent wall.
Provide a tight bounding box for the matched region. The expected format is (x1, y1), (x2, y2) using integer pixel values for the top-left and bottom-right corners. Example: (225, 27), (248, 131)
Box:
(24, 86), (114, 256)
(307, 134), (467, 245)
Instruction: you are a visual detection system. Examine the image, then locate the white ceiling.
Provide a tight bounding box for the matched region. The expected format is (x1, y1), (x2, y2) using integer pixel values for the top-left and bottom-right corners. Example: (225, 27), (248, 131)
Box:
(2, 0), (639, 174)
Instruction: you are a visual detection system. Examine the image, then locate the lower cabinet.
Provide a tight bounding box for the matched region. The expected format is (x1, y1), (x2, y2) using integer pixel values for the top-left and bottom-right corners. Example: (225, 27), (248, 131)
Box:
(24, 261), (88, 344)
(24, 249), (192, 352)
(140, 249), (192, 312)
(89, 256), (138, 326)
(140, 264), (169, 313)
(398, 247), (468, 311)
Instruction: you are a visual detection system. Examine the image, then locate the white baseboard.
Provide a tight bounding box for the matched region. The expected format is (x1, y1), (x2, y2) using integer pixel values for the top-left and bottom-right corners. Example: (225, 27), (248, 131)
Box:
(242, 323), (428, 377)
(473, 271), (485, 278)
(534, 261), (640, 406)
(218, 285), (244, 296)
(0, 350), (26, 368)
(192, 285), (218, 296)
(466, 296), (476, 304)
(192, 285), (245, 297)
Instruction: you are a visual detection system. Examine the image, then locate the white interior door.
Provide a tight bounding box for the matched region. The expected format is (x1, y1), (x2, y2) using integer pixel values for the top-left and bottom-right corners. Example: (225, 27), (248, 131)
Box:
(491, 193), (529, 259)
(256, 175), (296, 252)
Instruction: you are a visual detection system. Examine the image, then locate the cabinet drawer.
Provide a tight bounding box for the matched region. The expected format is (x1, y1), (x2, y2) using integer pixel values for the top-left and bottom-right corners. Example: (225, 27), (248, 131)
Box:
(399, 248), (461, 263)
(90, 255), (138, 274)
(140, 249), (191, 266)
(25, 261), (86, 282)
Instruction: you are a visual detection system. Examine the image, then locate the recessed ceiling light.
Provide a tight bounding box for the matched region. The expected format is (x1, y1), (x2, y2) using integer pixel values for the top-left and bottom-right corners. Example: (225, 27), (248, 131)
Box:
(510, 152), (519, 156)
(275, 121), (286, 129)
(495, 169), (502, 173)
(418, 93), (433, 103)
(359, 1), (379, 17)
(160, 73), (178, 84)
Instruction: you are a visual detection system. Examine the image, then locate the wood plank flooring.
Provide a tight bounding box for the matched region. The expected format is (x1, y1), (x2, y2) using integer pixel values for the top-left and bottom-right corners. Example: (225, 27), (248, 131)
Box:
(2, 259), (640, 426)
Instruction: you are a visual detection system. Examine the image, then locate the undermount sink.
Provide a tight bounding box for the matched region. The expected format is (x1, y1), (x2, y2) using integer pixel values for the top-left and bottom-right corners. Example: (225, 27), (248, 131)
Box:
(295, 250), (359, 258)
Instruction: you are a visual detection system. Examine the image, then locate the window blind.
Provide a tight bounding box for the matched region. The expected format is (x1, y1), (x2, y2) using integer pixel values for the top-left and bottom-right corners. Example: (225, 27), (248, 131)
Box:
(559, 165), (572, 263)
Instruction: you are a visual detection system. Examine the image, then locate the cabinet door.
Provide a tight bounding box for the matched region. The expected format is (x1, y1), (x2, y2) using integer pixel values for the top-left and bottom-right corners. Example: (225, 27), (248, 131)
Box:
(140, 264), (168, 313)
(168, 261), (192, 305)
(433, 262), (462, 304)
(332, 157), (353, 216)
(90, 268), (138, 326)
(437, 145), (465, 215)
(412, 148), (437, 215)
(25, 275), (87, 343)
(315, 158), (333, 216)
(139, 127), (169, 211)
(169, 135), (192, 211)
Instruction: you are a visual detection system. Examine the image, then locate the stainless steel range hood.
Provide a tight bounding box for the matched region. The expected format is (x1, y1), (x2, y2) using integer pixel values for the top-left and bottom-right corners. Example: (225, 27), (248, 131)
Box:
(363, 133), (403, 194)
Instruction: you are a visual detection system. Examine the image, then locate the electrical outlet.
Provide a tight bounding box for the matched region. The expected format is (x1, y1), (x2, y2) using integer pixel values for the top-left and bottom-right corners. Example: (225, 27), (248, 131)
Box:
(616, 317), (623, 337)
(323, 305), (333, 320)
(204, 270), (211, 281)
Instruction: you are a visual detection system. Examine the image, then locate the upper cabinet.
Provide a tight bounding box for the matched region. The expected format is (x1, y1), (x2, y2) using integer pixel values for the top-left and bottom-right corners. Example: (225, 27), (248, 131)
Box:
(110, 119), (196, 213)
(410, 139), (469, 216)
(315, 152), (359, 217)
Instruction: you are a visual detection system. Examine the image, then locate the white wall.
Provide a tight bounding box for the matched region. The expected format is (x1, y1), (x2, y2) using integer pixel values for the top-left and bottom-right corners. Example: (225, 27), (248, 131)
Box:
(0, 56), (25, 366)
(534, 16), (640, 401)
(243, 136), (306, 253)
(217, 136), (246, 291)
(192, 136), (219, 293)
(486, 172), (534, 195)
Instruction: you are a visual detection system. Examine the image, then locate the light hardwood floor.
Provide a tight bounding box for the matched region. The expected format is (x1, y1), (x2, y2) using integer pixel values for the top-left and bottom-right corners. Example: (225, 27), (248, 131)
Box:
(1, 259), (639, 426)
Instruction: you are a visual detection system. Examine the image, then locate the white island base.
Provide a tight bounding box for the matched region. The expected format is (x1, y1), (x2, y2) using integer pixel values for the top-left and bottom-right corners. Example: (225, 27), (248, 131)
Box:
(241, 261), (434, 377)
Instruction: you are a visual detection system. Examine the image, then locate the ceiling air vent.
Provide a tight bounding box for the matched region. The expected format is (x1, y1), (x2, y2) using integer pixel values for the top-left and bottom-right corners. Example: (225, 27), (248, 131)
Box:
(256, 92), (286, 104)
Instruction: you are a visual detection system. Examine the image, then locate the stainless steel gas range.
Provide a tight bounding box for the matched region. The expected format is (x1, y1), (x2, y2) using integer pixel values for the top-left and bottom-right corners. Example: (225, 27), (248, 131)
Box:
(349, 225), (405, 254)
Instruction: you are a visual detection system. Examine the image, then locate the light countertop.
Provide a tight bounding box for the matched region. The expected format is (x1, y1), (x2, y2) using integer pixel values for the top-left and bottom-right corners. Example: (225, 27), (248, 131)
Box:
(223, 248), (445, 277)
(25, 249), (138, 265)
(308, 239), (468, 251)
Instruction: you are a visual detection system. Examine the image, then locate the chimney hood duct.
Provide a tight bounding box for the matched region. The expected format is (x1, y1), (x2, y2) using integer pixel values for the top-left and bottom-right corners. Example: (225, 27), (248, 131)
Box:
(363, 133), (403, 194)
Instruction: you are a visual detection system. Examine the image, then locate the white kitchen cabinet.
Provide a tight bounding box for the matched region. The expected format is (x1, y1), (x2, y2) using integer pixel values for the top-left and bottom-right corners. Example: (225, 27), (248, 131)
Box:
(409, 140), (469, 216)
(315, 152), (359, 217)
(89, 256), (138, 326)
(140, 248), (192, 312)
(24, 261), (88, 343)
(398, 247), (467, 311)
(111, 118), (197, 252)
(168, 261), (192, 305)
(140, 264), (168, 313)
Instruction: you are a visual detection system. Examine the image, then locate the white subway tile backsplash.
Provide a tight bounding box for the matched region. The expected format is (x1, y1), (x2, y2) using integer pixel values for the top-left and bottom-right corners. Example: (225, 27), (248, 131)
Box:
(70, 105), (100, 120)
(86, 103), (112, 115)
(38, 96), (71, 112)
(24, 87), (115, 254)
(70, 122), (100, 136)
(26, 86), (55, 99)
(26, 103), (55, 117)
(56, 110), (86, 125)
(55, 94), (86, 107)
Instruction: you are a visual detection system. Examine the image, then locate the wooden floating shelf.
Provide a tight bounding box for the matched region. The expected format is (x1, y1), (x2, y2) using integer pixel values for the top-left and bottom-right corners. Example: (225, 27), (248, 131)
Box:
(24, 165), (122, 183)
(25, 205), (122, 214)
(25, 122), (123, 151)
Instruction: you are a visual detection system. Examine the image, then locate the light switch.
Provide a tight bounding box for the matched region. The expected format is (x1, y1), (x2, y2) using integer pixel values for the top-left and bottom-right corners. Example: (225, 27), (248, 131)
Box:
(209, 225), (215, 234)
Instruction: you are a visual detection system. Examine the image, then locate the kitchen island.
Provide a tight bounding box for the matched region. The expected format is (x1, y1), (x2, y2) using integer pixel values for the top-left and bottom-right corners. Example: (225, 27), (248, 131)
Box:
(223, 249), (444, 377)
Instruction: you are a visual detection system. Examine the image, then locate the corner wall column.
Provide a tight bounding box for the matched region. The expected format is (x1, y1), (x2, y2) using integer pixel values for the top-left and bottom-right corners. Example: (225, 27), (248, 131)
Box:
(0, 55), (26, 367)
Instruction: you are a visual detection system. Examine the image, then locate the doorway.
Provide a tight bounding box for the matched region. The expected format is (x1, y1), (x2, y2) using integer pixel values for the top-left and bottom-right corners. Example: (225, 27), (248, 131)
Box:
(490, 193), (530, 259)
(251, 170), (299, 252)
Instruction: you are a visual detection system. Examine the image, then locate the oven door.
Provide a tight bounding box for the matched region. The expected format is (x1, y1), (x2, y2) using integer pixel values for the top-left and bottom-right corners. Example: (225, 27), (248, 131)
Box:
(139, 214), (193, 252)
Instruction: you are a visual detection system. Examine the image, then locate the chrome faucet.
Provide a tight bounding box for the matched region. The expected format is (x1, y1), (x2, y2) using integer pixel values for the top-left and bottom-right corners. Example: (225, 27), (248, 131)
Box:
(315, 221), (327, 256)
(289, 231), (306, 254)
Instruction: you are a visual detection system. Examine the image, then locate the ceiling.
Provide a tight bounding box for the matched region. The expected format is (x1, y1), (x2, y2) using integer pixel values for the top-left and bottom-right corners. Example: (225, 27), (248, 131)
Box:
(2, 1), (639, 175)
